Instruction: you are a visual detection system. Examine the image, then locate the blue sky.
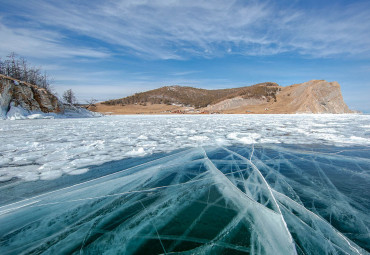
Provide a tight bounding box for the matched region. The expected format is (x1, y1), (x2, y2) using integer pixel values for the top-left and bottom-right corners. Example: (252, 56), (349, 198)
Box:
(1, 0), (370, 112)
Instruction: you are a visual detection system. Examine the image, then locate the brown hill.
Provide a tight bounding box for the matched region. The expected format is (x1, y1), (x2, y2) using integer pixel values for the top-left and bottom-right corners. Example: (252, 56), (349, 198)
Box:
(102, 82), (280, 108)
(97, 80), (353, 114)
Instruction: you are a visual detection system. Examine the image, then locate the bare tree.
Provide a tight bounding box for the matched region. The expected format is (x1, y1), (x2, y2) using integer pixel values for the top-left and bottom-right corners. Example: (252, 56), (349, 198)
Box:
(0, 52), (52, 92)
(63, 89), (77, 105)
(86, 98), (98, 109)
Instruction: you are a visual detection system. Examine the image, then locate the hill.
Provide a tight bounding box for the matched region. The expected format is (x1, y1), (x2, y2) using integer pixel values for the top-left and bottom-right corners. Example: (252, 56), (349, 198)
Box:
(103, 82), (280, 108)
(96, 80), (353, 114)
(102, 82), (280, 108)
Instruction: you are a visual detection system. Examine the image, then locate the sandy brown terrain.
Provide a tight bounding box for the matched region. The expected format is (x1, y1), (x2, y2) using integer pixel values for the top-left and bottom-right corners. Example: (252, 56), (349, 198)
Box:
(217, 80), (352, 114)
(90, 80), (353, 115)
(91, 103), (192, 115)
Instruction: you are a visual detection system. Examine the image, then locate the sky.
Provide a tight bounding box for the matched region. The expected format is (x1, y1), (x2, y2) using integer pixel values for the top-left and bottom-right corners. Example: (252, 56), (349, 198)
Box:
(0, 0), (370, 112)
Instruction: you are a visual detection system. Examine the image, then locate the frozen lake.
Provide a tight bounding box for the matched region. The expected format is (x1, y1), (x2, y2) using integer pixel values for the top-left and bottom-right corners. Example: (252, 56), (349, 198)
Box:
(0, 115), (369, 254)
(1, 114), (369, 183)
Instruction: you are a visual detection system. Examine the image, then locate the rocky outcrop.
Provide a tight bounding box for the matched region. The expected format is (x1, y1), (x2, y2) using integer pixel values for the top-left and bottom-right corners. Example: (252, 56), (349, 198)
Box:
(0, 75), (62, 119)
(260, 80), (354, 114)
(201, 80), (353, 114)
(196, 80), (353, 114)
(281, 80), (352, 113)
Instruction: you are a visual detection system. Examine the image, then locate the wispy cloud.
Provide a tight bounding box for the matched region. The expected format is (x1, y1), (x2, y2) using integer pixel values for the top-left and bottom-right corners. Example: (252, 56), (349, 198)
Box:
(277, 2), (370, 57)
(3, 0), (369, 60)
(0, 22), (110, 59)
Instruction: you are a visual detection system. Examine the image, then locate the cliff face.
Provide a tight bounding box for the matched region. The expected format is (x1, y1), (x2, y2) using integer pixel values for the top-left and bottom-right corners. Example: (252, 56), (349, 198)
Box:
(196, 80), (353, 114)
(0, 75), (62, 119)
(272, 80), (353, 114)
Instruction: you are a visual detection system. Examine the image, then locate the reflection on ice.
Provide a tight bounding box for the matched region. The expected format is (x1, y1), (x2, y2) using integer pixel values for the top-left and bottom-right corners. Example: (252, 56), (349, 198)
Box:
(0, 145), (369, 254)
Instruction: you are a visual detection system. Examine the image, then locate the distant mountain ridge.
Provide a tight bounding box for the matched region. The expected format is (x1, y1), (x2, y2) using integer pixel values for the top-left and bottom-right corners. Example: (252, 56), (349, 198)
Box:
(100, 80), (353, 114)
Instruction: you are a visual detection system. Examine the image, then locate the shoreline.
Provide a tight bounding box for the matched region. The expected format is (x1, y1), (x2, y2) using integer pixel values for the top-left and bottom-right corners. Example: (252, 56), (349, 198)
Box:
(94, 112), (361, 116)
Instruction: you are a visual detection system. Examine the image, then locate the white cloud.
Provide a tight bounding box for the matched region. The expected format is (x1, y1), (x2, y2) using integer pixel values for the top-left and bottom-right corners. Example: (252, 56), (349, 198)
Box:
(0, 0), (287, 59)
(2, 0), (370, 59)
(278, 2), (370, 57)
(0, 22), (110, 59)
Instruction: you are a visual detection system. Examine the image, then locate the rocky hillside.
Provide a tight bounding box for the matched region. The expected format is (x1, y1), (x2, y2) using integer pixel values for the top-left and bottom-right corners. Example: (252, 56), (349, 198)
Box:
(0, 74), (61, 118)
(0, 74), (99, 119)
(102, 82), (280, 108)
(99, 80), (353, 114)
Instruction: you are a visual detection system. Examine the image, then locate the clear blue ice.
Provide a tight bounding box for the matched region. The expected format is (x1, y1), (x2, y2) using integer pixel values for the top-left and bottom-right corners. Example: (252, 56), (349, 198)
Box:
(0, 144), (369, 254)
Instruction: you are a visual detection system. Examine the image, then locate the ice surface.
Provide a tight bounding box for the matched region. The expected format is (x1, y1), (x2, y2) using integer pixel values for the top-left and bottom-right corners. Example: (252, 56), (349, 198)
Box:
(0, 114), (369, 254)
(0, 114), (369, 182)
(0, 145), (369, 254)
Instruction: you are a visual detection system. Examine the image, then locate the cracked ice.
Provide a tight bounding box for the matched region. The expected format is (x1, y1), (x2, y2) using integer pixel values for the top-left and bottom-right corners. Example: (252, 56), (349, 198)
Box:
(0, 115), (369, 254)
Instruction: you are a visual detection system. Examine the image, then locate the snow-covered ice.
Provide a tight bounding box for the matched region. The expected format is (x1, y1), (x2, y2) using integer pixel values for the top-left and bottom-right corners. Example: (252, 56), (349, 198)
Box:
(0, 114), (369, 182)
(0, 114), (369, 254)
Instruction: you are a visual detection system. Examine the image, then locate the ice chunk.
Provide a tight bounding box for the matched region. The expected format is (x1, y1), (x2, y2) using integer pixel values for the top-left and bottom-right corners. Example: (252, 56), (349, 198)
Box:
(6, 104), (29, 120)
(126, 147), (146, 156)
(227, 132), (261, 144)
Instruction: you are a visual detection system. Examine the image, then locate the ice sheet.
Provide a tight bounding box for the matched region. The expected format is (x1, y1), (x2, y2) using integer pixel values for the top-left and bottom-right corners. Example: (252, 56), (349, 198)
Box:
(0, 145), (368, 254)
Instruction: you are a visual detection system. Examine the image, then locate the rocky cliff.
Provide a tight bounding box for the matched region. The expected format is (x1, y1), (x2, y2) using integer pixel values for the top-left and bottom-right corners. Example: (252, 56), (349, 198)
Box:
(0, 75), (62, 119)
(208, 80), (354, 114)
(278, 80), (352, 113)
(0, 75), (101, 119)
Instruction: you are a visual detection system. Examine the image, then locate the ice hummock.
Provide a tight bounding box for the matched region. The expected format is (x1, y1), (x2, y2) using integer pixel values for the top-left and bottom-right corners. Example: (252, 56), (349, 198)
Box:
(0, 145), (369, 254)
